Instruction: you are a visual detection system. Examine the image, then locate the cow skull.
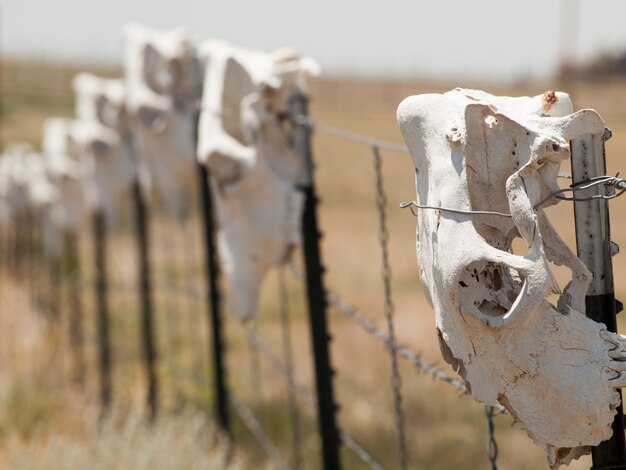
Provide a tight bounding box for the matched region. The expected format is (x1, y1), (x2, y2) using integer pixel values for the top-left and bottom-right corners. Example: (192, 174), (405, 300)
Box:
(69, 120), (135, 225)
(42, 118), (85, 234)
(197, 41), (319, 321)
(397, 88), (626, 468)
(0, 145), (61, 257)
(72, 74), (136, 224)
(123, 24), (202, 221)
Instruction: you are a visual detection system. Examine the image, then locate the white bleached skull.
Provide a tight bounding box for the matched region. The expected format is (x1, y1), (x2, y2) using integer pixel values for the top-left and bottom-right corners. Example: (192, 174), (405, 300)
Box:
(72, 75), (136, 224)
(73, 73), (130, 137)
(197, 41), (319, 321)
(42, 118), (85, 234)
(72, 120), (135, 225)
(123, 23), (202, 220)
(1, 146), (61, 256)
(0, 144), (38, 222)
(397, 88), (626, 468)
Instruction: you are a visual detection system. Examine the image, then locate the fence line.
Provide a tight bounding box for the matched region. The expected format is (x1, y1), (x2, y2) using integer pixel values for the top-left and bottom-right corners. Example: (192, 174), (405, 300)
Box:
(229, 389), (291, 470)
(0, 104), (511, 469)
(11, 79), (626, 470)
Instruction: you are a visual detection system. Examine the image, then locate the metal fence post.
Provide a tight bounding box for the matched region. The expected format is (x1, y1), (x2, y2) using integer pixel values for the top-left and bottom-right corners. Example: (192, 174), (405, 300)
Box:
(571, 128), (626, 470)
(132, 179), (158, 419)
(290, 91), (341, 470)
(197, 159), (230, 435)
(93, 211), (111, 414)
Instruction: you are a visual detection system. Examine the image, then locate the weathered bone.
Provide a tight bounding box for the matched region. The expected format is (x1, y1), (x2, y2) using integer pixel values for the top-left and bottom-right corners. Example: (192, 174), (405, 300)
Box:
(0, 145), (62, 256)
(397, 88), (626, 468)
(72, 75), (136, 224)
(42, 118), (85, 233)
(197, 41), (318, 321)
(0, 144), (38, 223)
(123, 24), (202, 220)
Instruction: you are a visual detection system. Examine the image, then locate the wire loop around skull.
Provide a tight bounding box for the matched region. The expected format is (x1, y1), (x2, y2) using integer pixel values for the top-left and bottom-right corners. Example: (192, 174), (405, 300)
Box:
(400, 174), (626, 218)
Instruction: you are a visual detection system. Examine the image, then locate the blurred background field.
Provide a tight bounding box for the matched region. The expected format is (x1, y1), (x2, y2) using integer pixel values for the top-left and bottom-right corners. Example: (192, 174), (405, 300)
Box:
(2, 57), (626, 469)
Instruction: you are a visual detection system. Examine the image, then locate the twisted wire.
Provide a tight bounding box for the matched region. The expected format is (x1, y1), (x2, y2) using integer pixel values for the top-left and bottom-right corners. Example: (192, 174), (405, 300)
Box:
(289, 264), (470, 394)
(485, 405), (499, 470)
(400, 174), (626, 219)
(278, 268), (303, 468)
(292, 115), (409, 153)
(372, 145), (408, 469)
(229, 389), (291, 470)
(247, 323), (263, 414)
(339, 430), (385, 470)
(326, 290), (470, 394)
(243, 323), (317, 407)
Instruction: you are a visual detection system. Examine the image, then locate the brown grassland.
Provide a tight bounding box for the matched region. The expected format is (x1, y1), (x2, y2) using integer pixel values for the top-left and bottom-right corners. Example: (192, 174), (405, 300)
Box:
(2, 60), (626, 469)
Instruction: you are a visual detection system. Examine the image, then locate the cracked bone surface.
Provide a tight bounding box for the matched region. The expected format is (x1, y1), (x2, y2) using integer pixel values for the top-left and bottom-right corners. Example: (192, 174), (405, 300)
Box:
(197, 41), (319, 321)
(397, 88), (626, 468)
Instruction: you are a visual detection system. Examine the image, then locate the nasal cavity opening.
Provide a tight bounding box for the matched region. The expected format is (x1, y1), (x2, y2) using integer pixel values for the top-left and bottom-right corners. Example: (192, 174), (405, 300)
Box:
(457, 260), (523, 318)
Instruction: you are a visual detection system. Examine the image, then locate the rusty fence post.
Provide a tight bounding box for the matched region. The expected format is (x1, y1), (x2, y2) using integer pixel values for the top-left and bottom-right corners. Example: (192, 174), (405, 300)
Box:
(571, 128), (626, 470)
(290, 91), (341, 470)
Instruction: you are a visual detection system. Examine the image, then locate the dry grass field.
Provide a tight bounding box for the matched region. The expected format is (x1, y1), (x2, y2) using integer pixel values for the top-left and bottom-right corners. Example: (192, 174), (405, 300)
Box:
(2, 60), (626, 469)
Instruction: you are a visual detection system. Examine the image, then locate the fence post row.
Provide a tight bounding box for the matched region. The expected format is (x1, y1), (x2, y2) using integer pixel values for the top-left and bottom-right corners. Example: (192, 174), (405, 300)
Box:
(131, 176), (158, 419)
(290, 90), (342, 470)
(571, 129), (626, 469)
(93, 210), (111, 415)
(195, 112), (230, 436)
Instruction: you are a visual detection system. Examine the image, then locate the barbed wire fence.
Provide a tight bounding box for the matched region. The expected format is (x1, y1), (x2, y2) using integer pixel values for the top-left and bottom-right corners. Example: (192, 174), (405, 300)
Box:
(1, 61), (625, 469)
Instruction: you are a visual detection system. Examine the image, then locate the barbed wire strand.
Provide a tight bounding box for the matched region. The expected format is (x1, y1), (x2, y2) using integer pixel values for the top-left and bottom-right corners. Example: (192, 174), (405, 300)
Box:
(229, 389), (291, 470)
(339, 430), (385, 470)
(76, 272), (475, 406)
(149, 277), (407, 470)
(247, 323), (264, 416)
(288, 264), (469, 393)
(164, 348), (385, 470)
(372, 144), (408, 469)
(177, 218), (201, 375)
(292, 115), (409, 154)
(278, 267), (303, 468)
(243, 323), (317, 407)
(485, 405), (498, 470)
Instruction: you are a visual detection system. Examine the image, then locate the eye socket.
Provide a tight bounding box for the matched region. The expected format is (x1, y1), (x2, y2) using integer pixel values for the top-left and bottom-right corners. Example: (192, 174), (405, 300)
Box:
(91, 139), (111, 158)
(97, 96), (124, 130)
